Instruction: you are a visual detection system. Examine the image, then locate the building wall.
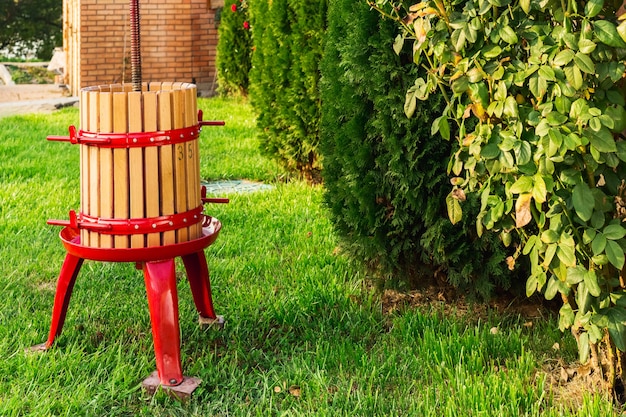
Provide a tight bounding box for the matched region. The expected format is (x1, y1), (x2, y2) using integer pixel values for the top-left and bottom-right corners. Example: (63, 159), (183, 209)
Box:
(66, 0), (220, 96)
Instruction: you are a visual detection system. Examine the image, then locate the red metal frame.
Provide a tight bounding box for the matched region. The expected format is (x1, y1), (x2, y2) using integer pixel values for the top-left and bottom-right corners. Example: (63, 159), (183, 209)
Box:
(48, 206), (205, 235)
(41, 217), (222, 389)
(40, 106), (228, 395)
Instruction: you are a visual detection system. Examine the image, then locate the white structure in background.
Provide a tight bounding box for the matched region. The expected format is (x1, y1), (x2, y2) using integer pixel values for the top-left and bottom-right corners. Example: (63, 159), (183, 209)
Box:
(47, 47), (66, 85)
(0, 65), (15, 85)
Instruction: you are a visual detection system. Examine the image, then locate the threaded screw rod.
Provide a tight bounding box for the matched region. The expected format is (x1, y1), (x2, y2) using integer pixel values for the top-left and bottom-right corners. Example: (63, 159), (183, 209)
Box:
(129, 0), (142, 92)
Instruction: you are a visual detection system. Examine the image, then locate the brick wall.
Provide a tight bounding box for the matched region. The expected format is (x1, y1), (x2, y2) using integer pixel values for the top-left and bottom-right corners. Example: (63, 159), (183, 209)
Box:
(70, 0), (219, 95)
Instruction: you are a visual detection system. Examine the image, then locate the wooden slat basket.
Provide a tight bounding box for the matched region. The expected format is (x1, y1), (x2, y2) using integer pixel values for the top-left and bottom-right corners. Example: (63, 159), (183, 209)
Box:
(78, 82), (202, 249)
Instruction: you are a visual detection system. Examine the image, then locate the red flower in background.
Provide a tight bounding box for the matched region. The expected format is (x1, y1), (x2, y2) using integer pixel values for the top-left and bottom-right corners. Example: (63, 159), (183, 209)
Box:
(231, 3), (237, 12)
(243, 21), (250, 30)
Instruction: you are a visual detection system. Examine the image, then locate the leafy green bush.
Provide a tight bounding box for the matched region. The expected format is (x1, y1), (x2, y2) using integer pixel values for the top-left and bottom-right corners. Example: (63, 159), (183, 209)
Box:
(372, 0), (626, 393)
(248, 0), (327, 181)
(320, 0), (524, 298)
(216, 0), (253, 96)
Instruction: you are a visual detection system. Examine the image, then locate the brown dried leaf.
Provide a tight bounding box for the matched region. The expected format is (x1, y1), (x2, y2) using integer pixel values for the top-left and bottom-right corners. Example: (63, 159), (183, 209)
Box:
(451, 187), (466, 202)
(506, 255), (516, 271)
(515, 193), (532, 228)
(288, 385), (301, 398)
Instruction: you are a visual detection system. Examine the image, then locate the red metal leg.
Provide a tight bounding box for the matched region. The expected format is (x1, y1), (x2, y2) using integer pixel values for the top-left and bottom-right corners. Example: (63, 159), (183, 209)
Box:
(142, 259), (183, 386)
(182, 251), (217, 319)
(45, 253), (84, 348)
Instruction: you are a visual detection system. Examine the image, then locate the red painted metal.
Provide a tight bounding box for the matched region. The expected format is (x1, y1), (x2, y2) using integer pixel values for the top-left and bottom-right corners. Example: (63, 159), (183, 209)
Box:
(182, 251), (217, 319)
(42, 217), (222, 388)
(48, 205), (204, 235)
(201, 185), (231, 205)
(143, 259), (183, 386)
(47, 124), (202, 148)
(198, 109), (226, 127)
(44, 253), (84, 348)
(54, 217), (220, 263)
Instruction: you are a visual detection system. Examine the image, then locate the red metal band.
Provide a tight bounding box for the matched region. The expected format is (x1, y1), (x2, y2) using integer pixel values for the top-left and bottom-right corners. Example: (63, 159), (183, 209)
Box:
(67, 124), (201, 148)
(49, 206), (205, 235)
(47, 111), (225, 146)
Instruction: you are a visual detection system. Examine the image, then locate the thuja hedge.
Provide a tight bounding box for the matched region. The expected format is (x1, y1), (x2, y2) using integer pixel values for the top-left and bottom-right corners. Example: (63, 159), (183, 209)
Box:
(319, 0), (525, 297)
(216, 0), (253, 96)
(248, 0), (326, 181)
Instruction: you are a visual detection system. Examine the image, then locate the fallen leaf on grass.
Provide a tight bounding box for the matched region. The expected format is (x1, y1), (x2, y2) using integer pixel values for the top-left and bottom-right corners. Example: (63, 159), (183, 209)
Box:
(289, 385), (301, 397)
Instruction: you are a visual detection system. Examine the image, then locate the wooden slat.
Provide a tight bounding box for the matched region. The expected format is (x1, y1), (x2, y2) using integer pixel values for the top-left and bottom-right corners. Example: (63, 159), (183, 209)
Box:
(158, 90), (176, 245)
(88, 90), (100, 248)
(98, 91), (114, 248)
(143, 91), (161, 247)
(185, 85), (201, 240)
(128, 91), (145, 248)
(79, 89), (90, 246)
(113, 92), (129, 249)
(172, 89), (189, 243)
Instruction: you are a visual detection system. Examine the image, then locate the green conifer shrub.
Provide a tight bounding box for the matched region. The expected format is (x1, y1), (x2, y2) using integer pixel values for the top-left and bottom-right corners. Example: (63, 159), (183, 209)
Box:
(248, 0), (327, 181)
(216, 0), (253, 96)
(320, 0), (524, 298)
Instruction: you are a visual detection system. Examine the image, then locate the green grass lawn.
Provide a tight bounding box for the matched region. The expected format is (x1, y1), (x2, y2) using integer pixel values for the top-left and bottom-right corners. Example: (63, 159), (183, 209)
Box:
(0, 98), (621, 416)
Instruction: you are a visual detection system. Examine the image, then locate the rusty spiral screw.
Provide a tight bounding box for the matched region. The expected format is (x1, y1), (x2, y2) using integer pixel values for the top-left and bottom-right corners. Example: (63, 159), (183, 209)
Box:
(129, 0), (142, 92)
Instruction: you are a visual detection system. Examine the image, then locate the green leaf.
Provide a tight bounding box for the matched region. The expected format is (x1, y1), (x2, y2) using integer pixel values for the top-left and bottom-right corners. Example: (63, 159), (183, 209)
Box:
(503, 96), (518, 118)
(557, 244), (576, 267)
(617, 141), (626, 162)
(526, 273), (538, 297)
(574, 52), (595, 74)
(529, 72), (548, 98)
(578, 39), (597, 54)
(538, 65), (556, 81)
(559, 303), (575, 331)
(604, 224), (626, 240)
(607, 308), (626, 352)
(499, 25), (518, 44)
(544, 275), (559, 300)
(446, 194), (463, 225)
(564, 64), (583, 90)
(481, 143), (500, 159)
(594, 20), (626, 48)
(523, 235), (539, 255)
(451, 75), (469, 95)
(541, 230), (560, 244)
(532, 174), (547, 203)
(578, 331), (590, 363)
(520, 0), (530, 14)
(482, 44), (502, 59)
(606, 240), (625, 269)
(514, 141), (532, 165)
(618, 20), (626, 45)
(544, 243), (557, 267)
(451, 27), (467, 51)
(584, 0), (603, 18)
(583, 228), (597, 244)
(393, 34), (405, 55)
(405, 78), (428, 117)
(587, 126), (617, 153)
(432, 115), (451, 140)
(547, 111), (568, 126)
(592, 232), (607, 256)
(566, 266), (586, 285)
(583, 270), (602, 297)
(553, 49), (575, 67)
(510, 175), (534, 194)
(572, 182), (594, 221)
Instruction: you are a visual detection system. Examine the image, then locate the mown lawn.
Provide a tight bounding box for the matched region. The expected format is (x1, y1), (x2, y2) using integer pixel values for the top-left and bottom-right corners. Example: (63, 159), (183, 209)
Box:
(0, 98), (620, 416)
